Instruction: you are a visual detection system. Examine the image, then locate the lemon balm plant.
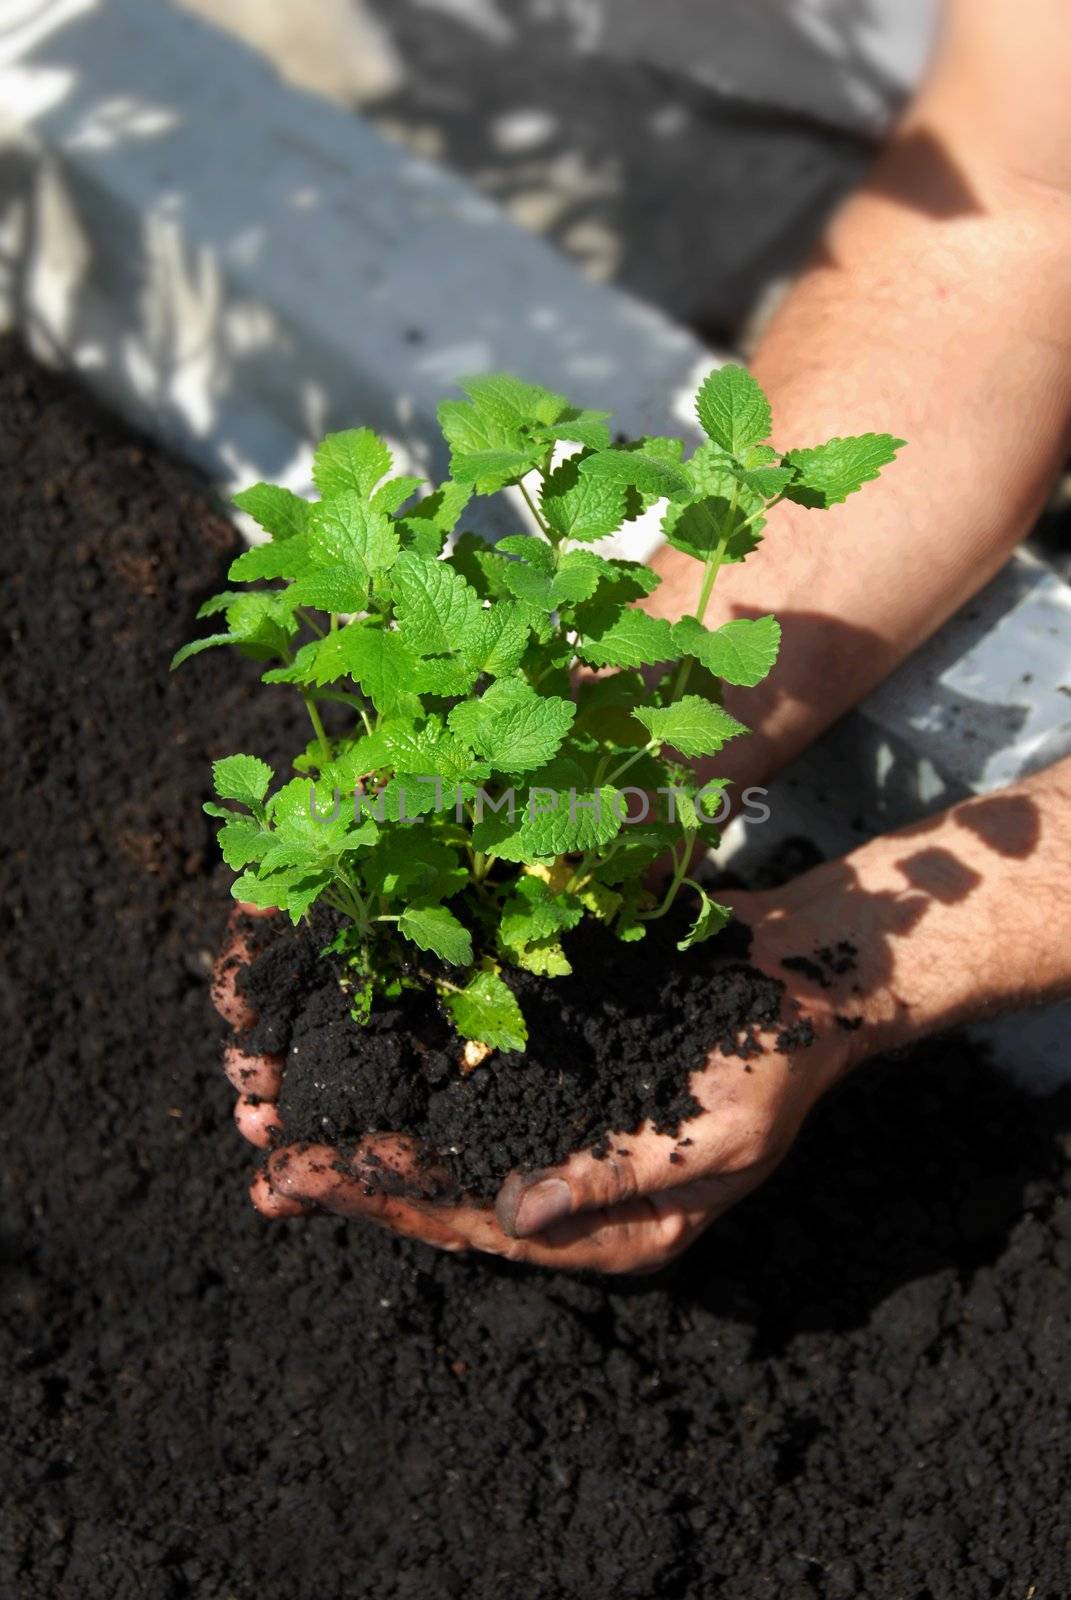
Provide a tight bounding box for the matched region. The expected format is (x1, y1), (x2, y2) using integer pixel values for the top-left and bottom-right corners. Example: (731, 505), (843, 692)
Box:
(175, 366), (902, 1056)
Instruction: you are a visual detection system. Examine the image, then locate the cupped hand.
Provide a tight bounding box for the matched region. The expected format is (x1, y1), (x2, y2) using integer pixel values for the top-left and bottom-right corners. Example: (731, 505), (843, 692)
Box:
(213, 887), (868, 1274)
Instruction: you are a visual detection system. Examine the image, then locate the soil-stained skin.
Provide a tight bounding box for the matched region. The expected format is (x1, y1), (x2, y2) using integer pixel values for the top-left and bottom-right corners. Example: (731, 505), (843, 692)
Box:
(2, 339), (1069, 1600)
(236, 905), (795, 1200)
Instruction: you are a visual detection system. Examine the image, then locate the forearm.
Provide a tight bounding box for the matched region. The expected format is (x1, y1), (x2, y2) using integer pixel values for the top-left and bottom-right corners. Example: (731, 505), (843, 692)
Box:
(767, 757), (1071, 1066)
(651, 12), (1071, 786)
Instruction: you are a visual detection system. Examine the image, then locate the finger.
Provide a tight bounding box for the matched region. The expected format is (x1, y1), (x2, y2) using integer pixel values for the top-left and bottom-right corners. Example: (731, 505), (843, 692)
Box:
(249, 1168), (314, 1218)
(235, 1095), (284, 1148)
(222, 1043), (283, 1099)
(211, 903), (275, 1029)
(495, 1103), (760, 1240)
(265, 1144), (471, 1250)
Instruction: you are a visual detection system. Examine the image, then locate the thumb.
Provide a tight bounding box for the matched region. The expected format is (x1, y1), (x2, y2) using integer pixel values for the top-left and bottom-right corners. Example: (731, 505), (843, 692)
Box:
(495, 1125), (705, 1240)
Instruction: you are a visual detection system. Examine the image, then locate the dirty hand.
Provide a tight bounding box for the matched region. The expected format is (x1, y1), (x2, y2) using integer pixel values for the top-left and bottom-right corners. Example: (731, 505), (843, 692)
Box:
(212, 887), (869, 1275)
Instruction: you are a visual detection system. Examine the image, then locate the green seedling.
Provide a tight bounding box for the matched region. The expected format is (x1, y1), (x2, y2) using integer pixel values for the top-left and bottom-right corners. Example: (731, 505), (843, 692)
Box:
(175, 366), (902, 1053)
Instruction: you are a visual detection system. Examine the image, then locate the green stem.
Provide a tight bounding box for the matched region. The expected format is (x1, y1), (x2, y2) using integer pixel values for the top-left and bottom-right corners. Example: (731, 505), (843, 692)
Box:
(605, 741), (657, 788)
(296, 607), (326, 639)
(668, 482), (741, 703)
(302, 694), (332, 764)
(640, 829), (697, 921)
(518, 476), (554, 541)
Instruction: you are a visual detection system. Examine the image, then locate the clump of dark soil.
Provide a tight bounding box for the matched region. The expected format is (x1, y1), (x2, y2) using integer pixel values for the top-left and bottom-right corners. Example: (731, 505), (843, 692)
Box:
(238, 909), (794, 1197)
(2, 339), (1069, 1600)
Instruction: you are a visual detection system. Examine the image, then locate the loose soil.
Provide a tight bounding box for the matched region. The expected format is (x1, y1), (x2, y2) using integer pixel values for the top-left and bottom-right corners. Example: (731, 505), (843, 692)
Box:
(239, 908), (800, 1199)
(2, 338), (1069, 1600)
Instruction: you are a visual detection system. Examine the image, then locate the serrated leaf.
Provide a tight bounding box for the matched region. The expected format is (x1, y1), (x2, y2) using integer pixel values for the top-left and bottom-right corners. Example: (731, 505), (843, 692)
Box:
(228, 537), (310, 582)
(307, 491), (399, 584)
(695, 364), (772, 454)
(170, 633), (235, 670)
(298, 624), (422, 718)
(677, 887), (732, 951)
(364, 833), (467, 901)
(233, 483), (310, 541)
(575, 607), (677, 669)
(385, 717), (488, 783)
(443, 970), (527, 1052)
(460, 373), (568, 429)
(372, 474), (423, 516)
(499, 876), (583, 951)
(409, 656), (480, 698)
(391, 551), (483, 655)
(399, 903), (473, 967)
(460, 603), (530, 677)
(312, 428), (392, 500)
(672, 614), (781, 687)
(472, 784), (623, 862)
(739, 464), (795, 498)
(580, 447), (692, 502)
(397, 481), (472, 557)
(448, 678), (575, 773)
(541, 455), (627, 542)
(782, 433), (905, 508)
(634, 697), (749, 758)
(217, 817), (273, 870)
(532, 406), (612, 452)
(212, 754), (273, 808)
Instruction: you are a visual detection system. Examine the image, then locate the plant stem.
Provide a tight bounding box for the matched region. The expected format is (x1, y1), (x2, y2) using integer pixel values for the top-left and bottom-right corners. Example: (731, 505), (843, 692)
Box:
(518, 476), (553, 540)
(605, 741), (658, 788)
(640, 829), (697, 921)
(668, 482), (741, 703)
(302, 694), (332, 764)
(296, 607), (326, 639)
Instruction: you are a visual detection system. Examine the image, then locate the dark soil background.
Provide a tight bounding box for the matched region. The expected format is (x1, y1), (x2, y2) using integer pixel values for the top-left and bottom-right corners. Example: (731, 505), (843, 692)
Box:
(2, 338), (1069, 1600)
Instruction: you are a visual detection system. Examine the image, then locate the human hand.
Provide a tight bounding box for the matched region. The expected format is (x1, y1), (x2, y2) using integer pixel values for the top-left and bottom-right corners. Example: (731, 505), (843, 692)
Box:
(212, 887), (867, 1274)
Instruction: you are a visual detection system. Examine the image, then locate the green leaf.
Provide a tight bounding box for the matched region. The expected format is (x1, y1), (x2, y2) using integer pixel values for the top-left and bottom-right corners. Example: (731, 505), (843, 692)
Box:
(443, 970), (527, 1052)
(532, 406), (612, 452)
(297, 624), (421, 717)
(502, 546), (606, 611)
(460, 373), (568, 429)
(409, 656), (480, 698)
(217, 817), (273, 870)
(398, 903), (473, 967)
(672, 614), (781, 687)
(472, 784), (623, 862)
(364, 833), (467, 901)
(312, 428), (392, 500)
(227, 538), (310, 583)
(308, 491), (399, 580)
(634, 697), (749, 758)
(233, 483), (310, 541)
(541, 455), (627, 543)
(580, 447), (692, 502)
(677, 887), (732, 951)
(739, 465), (795, 498)
(391, 551), (483, 655)
(459, 603), (531, 677)
(372, 474), (423, 516)
(448, 678), (575, 773)
(575, 607), (677, 669)
(170, 633), (235, 670)
(397, 481), (471, 557)
(212, 754), (274, 808)
(385, 717), (488, 783)
(782, 433), (905, 508)
(499, 875), (583, 951)
(695, 364), (772, 455)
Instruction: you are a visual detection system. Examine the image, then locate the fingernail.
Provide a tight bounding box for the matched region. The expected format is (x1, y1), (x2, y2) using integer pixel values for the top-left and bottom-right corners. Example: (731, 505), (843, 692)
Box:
(512, 1178), (572, 1238)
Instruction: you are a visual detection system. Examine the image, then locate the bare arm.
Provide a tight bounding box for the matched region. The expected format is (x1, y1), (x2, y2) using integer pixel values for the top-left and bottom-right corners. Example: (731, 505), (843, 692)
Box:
(648, 0), (1071, 787)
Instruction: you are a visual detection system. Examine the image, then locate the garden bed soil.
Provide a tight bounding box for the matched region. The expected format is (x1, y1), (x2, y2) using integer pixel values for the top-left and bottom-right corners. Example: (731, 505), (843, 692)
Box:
(2, 337), (1070, 1600)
